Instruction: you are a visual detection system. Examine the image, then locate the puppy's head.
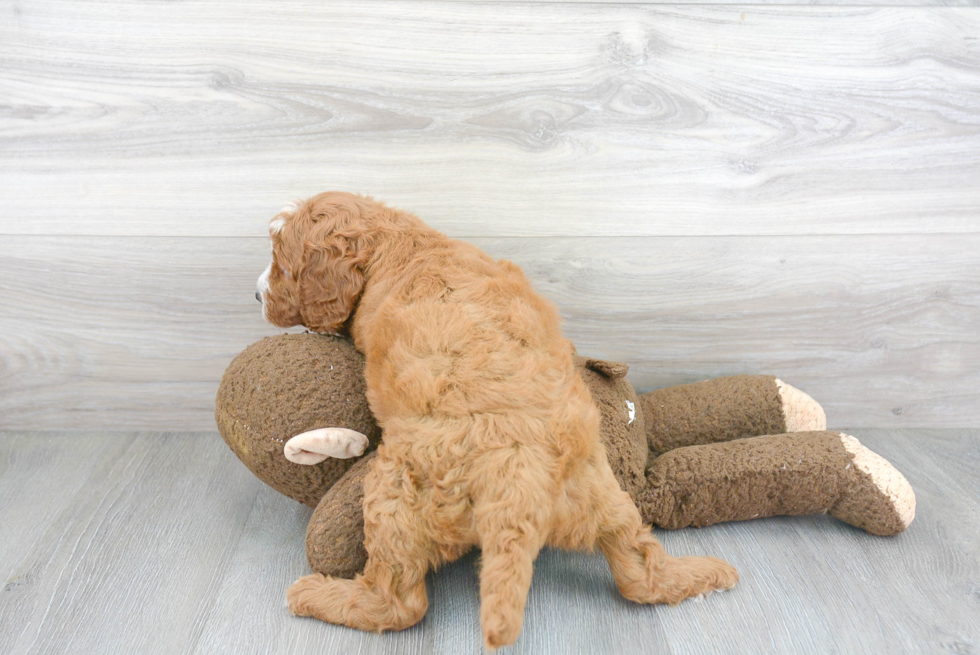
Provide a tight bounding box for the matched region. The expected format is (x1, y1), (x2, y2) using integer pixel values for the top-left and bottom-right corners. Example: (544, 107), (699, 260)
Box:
(257, 192), (370, 334)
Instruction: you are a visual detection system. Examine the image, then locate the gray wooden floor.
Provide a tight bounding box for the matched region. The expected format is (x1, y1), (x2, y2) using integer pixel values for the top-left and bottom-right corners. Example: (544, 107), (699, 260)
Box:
(1, 430), (977, 654)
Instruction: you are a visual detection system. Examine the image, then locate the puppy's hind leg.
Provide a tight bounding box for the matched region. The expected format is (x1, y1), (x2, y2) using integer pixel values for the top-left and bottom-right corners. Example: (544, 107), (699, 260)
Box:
(287, 563), (427, 633)
(594, 461), (739, 605)
(287, 455), (435, 633)
(473, 448), (553, 651)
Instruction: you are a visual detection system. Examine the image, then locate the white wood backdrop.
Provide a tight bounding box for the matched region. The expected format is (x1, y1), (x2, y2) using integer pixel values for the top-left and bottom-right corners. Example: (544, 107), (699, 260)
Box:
(1, 0), (978, 429)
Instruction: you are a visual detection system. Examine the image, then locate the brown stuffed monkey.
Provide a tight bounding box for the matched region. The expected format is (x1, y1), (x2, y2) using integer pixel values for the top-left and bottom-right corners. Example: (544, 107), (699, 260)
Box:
(216, 334), (915, 580)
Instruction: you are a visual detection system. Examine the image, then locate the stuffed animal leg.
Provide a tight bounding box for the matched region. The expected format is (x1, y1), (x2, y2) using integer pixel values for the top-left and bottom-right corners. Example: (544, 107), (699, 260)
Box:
(634, 373), (914, 535)
(640, 375), (826, 457)
(638, 431), (915, 536)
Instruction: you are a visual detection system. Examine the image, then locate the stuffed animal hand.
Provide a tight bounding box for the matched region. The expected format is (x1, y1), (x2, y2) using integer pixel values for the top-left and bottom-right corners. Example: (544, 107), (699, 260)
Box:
(284, 428), (370, 464)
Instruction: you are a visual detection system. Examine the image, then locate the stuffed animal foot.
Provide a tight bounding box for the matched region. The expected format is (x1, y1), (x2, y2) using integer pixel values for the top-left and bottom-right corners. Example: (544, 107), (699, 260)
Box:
(641, 375), (826, 456)
(831, 433), (915, 535)
(776, 379), (826, 432)
(641, 431), (915, 536)
(284, 427), (369, 464)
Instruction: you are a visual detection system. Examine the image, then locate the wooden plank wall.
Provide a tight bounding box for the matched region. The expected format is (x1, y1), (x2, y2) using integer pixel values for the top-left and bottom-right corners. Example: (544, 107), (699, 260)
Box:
(1, 0), (978, 430)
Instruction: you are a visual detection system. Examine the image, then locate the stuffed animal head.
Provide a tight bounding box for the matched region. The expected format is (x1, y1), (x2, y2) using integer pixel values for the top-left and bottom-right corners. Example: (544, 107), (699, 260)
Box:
(215, 333), (382, 508)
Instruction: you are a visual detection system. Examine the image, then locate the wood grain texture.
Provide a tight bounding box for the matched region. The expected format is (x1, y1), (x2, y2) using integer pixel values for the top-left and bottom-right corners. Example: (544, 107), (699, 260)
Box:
(1, 2), (978, 237)
(1, 1), (977, 431)
(425, 0), (980, 4)
(1, 234), (976, 430)
(0, 430), (977, 654)
(191, 485), (435, 655)
(0, 432), (262, 654)
(0, 433), (124, 594)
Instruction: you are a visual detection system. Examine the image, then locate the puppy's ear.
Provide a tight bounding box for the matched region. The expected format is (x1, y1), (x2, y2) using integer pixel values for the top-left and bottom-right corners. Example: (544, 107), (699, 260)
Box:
(297, 233), (367, 333)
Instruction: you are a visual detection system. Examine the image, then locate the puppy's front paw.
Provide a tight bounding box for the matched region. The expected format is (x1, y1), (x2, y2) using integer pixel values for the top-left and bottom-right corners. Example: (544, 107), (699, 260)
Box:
(284, 428), (369, 464)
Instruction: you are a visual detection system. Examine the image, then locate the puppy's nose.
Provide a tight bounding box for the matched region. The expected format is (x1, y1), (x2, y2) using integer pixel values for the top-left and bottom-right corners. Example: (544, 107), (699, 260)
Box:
(255, 291), (262, 303)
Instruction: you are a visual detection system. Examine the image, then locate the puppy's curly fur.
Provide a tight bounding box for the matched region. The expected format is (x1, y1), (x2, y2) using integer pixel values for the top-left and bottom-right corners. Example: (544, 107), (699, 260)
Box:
(260, 192), (737, 649)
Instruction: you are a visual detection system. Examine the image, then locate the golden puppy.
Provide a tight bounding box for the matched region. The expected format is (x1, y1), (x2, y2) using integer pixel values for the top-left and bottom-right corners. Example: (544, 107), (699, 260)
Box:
(258, 192), (737, 649)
